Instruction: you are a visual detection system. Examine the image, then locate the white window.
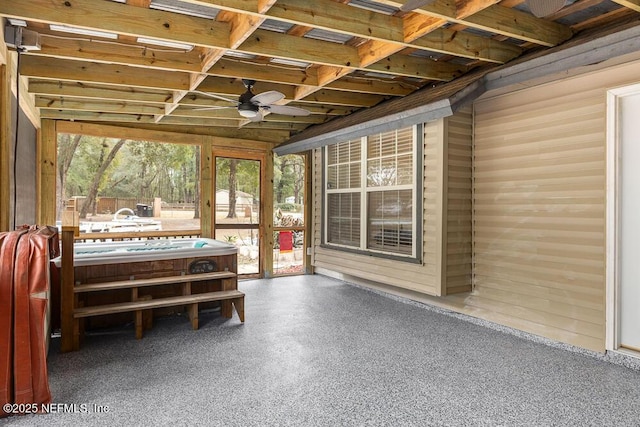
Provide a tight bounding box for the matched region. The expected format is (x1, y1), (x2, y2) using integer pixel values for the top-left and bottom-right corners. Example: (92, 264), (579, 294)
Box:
(324, 125), (420, 259)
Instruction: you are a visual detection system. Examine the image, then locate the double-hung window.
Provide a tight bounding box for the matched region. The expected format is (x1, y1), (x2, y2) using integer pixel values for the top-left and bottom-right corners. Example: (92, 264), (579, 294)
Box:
(324, 125), (421, 261)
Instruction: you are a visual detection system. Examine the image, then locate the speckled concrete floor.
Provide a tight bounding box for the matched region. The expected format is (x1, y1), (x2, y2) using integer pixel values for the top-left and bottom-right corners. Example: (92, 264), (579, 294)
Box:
(3, 275), (640, 426)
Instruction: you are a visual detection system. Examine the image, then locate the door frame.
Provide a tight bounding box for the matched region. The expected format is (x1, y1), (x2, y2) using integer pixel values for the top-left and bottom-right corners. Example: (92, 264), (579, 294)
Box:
(211, 147), (272, 279)
(605, 82), (640, 353)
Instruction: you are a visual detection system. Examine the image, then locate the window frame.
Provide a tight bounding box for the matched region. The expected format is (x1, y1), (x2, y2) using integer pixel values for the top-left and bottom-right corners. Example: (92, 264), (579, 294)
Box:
(321, 124), (423, 263)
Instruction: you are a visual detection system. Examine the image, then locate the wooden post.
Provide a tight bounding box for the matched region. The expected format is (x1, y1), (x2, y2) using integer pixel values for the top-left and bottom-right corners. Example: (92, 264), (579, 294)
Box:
(38, 120), (57, 227)
(200, 138), (213, 238)
(60, 211), (78, 352)
(263, 149), (274, 278)
(303, 151), (314, 275)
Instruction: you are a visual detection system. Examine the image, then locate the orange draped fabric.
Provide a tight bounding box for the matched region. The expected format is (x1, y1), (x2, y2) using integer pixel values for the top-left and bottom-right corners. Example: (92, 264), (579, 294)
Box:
(0, 226), (59, 418)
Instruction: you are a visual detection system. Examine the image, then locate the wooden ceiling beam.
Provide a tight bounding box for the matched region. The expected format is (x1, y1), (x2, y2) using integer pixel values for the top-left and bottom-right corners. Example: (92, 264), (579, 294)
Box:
(612, 0), (640, 12)
(377, 1), (573, 46)
(20, 56), (192, 91)
(206, 58), (318, 86)
(366, 53), (467, 81)
(0, 0), (232, 49)
(57, 120), (284, 146)
(28, 80), (174, 104)
(31, 35), (204, 73)
(35, 96), (167, 115)
(40, 110), (158, 123)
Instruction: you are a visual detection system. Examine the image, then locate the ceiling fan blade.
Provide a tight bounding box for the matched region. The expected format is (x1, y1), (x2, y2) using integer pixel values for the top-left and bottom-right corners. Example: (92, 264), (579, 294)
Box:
(266, 105), (311, 116)
(193, 90), (238, 104)
(192, 106), (234, 111)
(251, 90), (285, 106)
(526, 0), (565, 17)
(399, 0), (435, 12)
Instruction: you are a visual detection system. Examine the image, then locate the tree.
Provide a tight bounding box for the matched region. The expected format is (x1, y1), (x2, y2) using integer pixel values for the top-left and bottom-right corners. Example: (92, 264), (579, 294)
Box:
(56, 133), (82, 217)
(78, 138), (127, 219)
(227, 159), (237, 218)
(193, 145), (200, 219)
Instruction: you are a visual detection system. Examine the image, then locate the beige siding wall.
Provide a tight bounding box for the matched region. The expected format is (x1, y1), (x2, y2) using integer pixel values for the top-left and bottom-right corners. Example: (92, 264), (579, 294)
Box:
(470, 60), (640, 352)
(445, 109), (473, 294)
(312, 122), (443, 296)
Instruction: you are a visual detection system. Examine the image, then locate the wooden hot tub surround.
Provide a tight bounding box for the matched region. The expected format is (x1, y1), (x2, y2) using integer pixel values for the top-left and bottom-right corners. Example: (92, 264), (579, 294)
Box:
(56, 232), (243, 351)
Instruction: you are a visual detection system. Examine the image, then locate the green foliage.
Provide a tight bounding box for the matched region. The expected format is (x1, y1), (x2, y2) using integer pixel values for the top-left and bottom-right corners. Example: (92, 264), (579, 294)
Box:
(275, 202), (298, 212)
(59, 135), (198, 204)
(215, 158), (260, 198)
(274, 154), (304, 204)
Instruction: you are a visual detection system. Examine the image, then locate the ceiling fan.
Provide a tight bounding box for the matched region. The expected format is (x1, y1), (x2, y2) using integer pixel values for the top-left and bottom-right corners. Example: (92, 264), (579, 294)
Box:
(399, 0), (565, 17)
(195, 79), (311, 121)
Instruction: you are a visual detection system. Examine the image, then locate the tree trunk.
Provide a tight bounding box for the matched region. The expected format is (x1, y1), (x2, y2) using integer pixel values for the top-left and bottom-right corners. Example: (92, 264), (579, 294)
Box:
(193, 146), (200, 219)
(79, 139), (127, 219)
(226, 159), (237, 219)
(57, 133), (82, 217)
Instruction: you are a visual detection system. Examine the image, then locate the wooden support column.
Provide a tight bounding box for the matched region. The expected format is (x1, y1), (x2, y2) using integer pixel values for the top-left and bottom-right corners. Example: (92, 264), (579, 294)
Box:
(0, 62), (10, 231)
(263, 149), (274, 278)
(38, 120), (57, 226)
(60, 212), (78, 352)
(200, 138), (213, 238)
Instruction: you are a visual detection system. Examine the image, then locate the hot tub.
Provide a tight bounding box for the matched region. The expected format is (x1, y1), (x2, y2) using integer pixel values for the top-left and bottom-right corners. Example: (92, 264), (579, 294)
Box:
(51, 238), (238, 330)
(52, 238), (237, 267)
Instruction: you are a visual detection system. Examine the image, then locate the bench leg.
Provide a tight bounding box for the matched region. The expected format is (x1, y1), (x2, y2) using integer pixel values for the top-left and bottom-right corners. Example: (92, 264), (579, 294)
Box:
(72, 318), (81, 351)
(220, 301), (232, 318)
(134, 294), (152, 339)
(232, 296), (245, 323)
(187, 303), (199, 330)
(135, 310), (143, 339)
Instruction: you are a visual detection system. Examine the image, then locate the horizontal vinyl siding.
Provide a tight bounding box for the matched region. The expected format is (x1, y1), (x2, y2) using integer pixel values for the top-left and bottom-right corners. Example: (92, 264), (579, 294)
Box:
(471, 71), (617, 352)
(445, 108), (472, 294)
(312, 124), (441, 296)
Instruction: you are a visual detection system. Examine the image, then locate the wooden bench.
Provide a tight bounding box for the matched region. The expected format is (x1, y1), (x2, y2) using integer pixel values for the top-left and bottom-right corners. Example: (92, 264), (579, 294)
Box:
(72, 271), (244, 349)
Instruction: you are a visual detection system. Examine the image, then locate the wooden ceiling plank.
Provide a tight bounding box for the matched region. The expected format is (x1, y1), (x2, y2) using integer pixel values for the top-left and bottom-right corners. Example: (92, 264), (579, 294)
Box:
(402, 14), (447, 41)
(326, 77), (416, 96)
(0, 0), (232, 49)
(409, 28), (522, 64)
(611, 0), (640, 12)
(238, 29), (361, 68)
(197, 76), (297, 98)
(35, 96), (166, 115)
(460, 5), (573, 46)
(299, 89), (387, 107)
(267, 0), (405, 43)
(20, 56), (191, 91)
(28, 80), (174, 104)
(376, 1), (573, 46)
(40, 110), (158, 123)
(455, 0), (501, 19)
(32, 35), (203, 73)
(57, 120), (287, 145)
(366, 53), (467, 81)
(207, 58), (319, 86)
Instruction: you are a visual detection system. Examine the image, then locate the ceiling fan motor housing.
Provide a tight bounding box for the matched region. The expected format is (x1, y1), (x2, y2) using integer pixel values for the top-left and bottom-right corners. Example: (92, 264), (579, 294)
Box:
(238, 89), (259, 114)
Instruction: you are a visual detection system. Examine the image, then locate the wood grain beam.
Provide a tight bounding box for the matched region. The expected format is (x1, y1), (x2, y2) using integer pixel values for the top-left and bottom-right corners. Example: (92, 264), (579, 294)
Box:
(455, 0), (501, 19)
(377, 1), (573, 46)
(32, 35), (203, 73)
(20, 56), (191, 91)
(207, 58), (318, 86)
(35, 96), (167, 115)
(611, 0), (640, 12)
(0, 0), (232, 49)
(28, 80), (174, 104)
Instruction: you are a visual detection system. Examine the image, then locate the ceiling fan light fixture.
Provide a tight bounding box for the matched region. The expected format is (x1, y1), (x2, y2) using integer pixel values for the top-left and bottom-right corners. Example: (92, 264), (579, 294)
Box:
(238, 104), (259, 118)
(238, 109), (258, 118)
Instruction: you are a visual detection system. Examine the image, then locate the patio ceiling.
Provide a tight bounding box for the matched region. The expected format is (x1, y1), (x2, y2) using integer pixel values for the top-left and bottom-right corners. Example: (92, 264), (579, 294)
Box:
(1, 0), (639, 145)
